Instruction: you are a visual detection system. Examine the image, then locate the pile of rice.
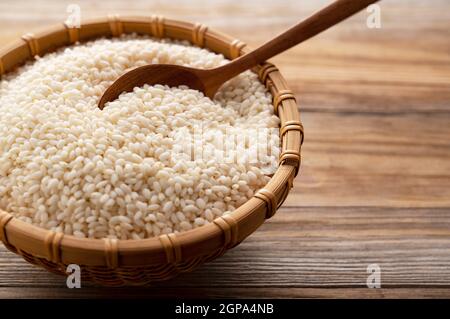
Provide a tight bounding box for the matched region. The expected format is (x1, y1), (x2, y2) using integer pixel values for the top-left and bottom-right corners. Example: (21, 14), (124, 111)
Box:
(0, 35), (280, 240)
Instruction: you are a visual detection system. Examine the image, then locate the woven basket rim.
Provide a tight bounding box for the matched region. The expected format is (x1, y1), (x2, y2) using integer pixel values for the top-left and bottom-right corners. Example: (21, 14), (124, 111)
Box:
(0, 15), (303, 267)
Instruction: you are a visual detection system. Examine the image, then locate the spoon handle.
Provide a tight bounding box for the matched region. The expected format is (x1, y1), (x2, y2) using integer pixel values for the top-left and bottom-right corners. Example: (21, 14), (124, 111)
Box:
(215, 0), (379, 80)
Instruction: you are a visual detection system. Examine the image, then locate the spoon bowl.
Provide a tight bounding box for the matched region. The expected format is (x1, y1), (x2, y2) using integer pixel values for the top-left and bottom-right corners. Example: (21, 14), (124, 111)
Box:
(98, 64), (218, 109)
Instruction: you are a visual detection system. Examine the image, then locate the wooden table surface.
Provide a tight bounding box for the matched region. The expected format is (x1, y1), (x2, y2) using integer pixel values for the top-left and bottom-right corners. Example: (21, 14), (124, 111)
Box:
(1, 0), (449, 299)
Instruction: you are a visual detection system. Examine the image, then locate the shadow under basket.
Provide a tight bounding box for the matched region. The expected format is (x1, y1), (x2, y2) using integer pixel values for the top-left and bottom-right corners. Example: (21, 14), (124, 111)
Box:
(0, 15), (304, 286)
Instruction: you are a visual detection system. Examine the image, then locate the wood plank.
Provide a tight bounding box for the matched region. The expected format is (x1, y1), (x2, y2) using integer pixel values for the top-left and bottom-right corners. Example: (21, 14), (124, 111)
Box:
(1, 207), (449, 298)
(1, 287), (450, 299)
(287, 112), (450, 207)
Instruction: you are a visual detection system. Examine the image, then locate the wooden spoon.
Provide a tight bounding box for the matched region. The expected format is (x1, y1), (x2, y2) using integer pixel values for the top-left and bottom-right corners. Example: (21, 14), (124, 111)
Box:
(98, 0), (379, 109)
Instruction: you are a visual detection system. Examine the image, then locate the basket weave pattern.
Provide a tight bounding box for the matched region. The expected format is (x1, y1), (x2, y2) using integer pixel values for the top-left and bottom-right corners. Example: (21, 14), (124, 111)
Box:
(0, 16), (303, 286)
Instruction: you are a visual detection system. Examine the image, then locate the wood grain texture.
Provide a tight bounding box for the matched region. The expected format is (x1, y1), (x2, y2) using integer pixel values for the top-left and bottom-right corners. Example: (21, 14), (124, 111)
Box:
(0, 0), (450, 298)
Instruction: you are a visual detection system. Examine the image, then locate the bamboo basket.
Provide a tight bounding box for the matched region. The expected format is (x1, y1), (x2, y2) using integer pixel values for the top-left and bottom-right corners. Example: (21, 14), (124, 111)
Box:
(0, 16), (303, 286)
